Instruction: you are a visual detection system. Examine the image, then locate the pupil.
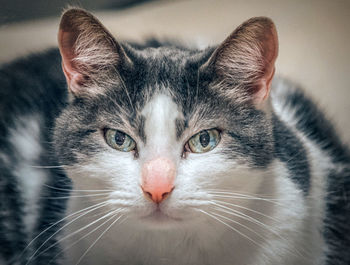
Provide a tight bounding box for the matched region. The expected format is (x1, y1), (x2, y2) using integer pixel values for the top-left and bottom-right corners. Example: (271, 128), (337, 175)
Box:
(115, 131), (126, 146)
(199, 131), (210, 147)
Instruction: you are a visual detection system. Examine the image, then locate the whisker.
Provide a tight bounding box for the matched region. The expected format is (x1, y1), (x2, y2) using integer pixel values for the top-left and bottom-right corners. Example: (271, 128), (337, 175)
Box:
(196, 209), (262, 247)
(25, 201), (109, 265)
(75, 214), (125, 265)
(35, 209), (122, 262)
(43, 184), (114, 193)
(211, 202), (278, 233)
(211, 203), (306, 259)
(41, 193), (111, 200)
(115, 70), (134, 112)
(18, 201), (109, 261)
(206, 189), (284, 198)
(75, 197), (113, 204)
(89, 208), (120, 219)
(47, 211), (123, 264)
(212, 199), (281, 223)
(209, 194), (284, 206)
(209, 210), (267, 242)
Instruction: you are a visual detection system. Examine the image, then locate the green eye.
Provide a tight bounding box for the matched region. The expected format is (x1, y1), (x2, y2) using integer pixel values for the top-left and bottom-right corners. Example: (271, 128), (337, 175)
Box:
(104, 129), (136, 152)
(187, 129), (221, 153)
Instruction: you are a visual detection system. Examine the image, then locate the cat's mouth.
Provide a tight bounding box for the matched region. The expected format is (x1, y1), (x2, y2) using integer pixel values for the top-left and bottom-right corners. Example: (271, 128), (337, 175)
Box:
(141, 207), (182, 225)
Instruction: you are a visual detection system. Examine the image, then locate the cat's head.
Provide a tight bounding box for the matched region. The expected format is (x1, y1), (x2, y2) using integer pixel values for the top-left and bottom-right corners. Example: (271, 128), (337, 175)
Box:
(54, 8), (278, 228)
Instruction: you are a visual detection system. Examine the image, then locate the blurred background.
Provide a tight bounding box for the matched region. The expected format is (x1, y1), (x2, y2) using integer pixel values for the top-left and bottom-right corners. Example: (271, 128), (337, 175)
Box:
(0, 0), (154, 24)
(0, 0), (349, 143)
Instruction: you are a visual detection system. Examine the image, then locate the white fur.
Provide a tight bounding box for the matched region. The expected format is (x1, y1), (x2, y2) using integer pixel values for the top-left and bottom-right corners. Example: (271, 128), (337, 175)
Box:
(61, 90), (330, 265)
(271, 79), (337, 264)
(298, 133), (331, 265)
(141, 93), (182, 162)
(8, 116), (47, 237)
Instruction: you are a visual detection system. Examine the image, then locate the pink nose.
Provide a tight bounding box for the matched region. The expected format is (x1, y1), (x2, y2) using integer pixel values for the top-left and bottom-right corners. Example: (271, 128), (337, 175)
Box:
(141, 157), (175, 204)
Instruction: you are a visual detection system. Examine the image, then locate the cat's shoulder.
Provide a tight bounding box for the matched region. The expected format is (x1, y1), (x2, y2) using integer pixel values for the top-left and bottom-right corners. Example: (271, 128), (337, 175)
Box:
(271, 77), (350, 164)
(271, 79), (350, 265)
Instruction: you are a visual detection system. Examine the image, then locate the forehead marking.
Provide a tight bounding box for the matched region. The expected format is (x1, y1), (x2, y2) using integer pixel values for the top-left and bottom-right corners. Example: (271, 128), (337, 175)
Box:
(141, 94), (182, 155)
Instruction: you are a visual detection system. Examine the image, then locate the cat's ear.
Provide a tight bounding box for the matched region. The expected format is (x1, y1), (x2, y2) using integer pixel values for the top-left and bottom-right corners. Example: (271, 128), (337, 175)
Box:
(204, 17), (278, 105)
(58, 8), (130, 96)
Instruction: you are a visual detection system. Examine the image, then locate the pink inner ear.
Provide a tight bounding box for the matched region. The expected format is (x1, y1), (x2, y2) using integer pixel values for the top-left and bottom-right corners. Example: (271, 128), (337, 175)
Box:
(254, 67), (275, 103)
(57, 8), (125, 96)
(253, 23), (279, 104)
(211, 17), (279, 105)
(58, 29), (84, 93)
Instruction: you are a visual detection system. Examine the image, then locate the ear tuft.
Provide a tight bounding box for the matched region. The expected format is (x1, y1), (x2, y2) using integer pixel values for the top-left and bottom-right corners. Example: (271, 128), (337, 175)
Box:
(207, 17), (278, 105)
(58, 8), (126, 96)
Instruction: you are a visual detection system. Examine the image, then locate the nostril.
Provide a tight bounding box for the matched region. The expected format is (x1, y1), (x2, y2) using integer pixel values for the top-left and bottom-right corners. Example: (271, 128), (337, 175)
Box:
(141, 186), (174, 203)
(161, 186), (174, 200)
(144, 190), (153, 199)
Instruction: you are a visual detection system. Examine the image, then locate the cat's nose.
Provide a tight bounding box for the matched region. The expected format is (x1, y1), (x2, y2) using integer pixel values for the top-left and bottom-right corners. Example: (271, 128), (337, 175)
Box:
(141, 157), (175, 204)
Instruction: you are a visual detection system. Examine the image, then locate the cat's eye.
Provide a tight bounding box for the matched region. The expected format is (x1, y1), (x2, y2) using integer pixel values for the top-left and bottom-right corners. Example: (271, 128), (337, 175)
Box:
(187, 129), (221, 153)
(104, 129), (136, 152)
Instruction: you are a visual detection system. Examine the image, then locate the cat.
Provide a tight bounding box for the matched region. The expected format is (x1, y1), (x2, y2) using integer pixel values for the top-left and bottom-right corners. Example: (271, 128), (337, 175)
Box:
(0, 7), (349, 265)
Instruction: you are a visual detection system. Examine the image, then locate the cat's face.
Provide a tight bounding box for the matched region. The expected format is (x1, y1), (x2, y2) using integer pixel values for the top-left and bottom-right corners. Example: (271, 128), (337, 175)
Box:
(54, 9), (278, 229)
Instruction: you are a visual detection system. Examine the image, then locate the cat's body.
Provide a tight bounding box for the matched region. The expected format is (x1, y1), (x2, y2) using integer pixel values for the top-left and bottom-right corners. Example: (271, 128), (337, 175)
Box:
(0, 9), (349, 265)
